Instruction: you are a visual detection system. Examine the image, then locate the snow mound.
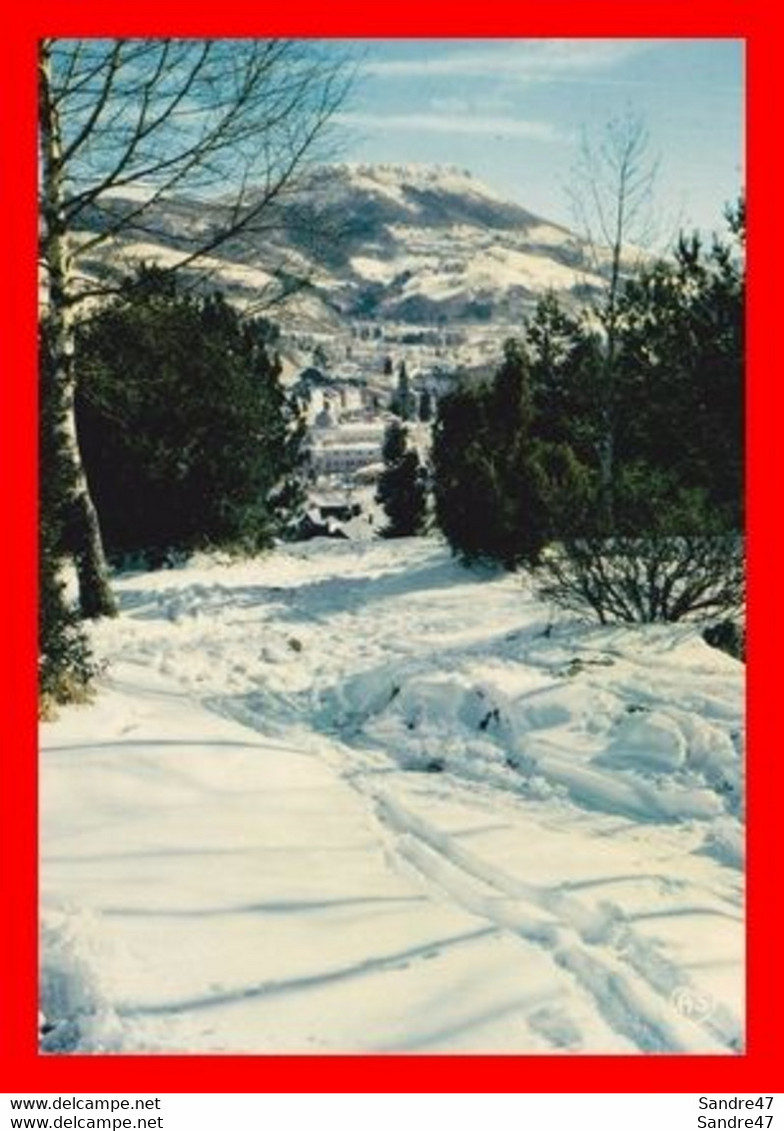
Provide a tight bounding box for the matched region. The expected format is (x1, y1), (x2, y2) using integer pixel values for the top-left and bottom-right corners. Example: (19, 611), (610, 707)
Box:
(39, 906), (128, 1052)
(323, 618), (742, 826)
(597, 711), (687, 773)
(698, 818), (745, 870)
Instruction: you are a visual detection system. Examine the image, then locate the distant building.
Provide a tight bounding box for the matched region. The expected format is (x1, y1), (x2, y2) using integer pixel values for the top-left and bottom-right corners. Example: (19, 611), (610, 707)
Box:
(291, 367), (375, 426)
(306, 419), (387, 480)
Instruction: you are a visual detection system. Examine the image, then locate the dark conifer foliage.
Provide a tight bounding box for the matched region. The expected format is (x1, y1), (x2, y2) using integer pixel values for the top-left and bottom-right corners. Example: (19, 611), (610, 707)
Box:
(613, 224), (744, 525)
(74, 268), (305, 564)
(525, 292), (602, 465)
(431, 203), (744, 624)
(418, 390), (434, 423)
(376, 420), (427, 538)
(390, 361), (414, 421)
(432, 341), (556, 568)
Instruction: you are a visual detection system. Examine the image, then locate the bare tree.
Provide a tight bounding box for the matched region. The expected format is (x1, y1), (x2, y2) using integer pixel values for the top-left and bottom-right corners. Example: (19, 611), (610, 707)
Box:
(567, 111), (658, 529)
(39, 38), (352, 616)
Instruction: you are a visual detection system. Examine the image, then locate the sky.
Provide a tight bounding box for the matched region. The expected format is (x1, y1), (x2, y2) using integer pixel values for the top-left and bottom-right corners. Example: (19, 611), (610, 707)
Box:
(330, 39), (744, 239)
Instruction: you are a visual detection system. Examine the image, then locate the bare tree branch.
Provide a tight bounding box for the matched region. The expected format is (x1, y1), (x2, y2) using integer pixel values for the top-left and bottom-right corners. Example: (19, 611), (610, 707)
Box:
(39, 36), (354, 617)
(565, 111), (660, 529)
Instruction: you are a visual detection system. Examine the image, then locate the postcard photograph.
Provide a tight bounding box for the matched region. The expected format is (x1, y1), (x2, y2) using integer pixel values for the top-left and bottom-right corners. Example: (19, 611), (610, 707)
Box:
(35, 35), (745, 1059)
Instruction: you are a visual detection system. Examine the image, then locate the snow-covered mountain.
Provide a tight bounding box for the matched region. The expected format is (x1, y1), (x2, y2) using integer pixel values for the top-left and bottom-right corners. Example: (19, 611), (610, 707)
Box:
(74, 163), (607, 329)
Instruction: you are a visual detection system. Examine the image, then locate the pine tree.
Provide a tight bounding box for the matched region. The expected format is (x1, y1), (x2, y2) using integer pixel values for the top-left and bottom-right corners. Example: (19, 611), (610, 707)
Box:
(74, 268), (305, 564)
(613, 214), (744, 525)
(432, 341), (554, 568)
(376, 420), (427, 538)
(418, 389), (434, 423)
(536, 204), (745, 624)
(391, 361), (413, 420)
(525, 293), (601, 465)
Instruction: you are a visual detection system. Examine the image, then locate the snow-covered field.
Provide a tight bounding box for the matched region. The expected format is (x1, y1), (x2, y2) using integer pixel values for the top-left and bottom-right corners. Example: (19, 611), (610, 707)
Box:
(39, 538), (745, 1054)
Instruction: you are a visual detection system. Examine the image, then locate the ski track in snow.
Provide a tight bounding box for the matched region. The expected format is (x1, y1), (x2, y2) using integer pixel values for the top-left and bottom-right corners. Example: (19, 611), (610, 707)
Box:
(39, 538), (744, 1054)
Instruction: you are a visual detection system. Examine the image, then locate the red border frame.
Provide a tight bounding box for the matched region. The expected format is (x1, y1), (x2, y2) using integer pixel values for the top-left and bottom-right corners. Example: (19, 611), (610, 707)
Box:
(2, 0), (780, 1094)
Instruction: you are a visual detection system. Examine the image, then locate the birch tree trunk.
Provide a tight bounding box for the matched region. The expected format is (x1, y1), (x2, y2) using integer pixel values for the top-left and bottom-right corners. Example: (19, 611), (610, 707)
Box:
(39, 41), (118, 617)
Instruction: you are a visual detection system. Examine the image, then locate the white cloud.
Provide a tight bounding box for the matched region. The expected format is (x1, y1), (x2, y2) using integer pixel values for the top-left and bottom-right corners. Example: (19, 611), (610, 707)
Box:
(428, 93), (515, 115)
(361, 39), (655, 83)
(335, 110), (563, 141)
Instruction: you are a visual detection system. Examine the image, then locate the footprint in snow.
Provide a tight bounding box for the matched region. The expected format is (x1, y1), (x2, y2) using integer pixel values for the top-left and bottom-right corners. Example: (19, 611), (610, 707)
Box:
(527, 1005), (582, 1050)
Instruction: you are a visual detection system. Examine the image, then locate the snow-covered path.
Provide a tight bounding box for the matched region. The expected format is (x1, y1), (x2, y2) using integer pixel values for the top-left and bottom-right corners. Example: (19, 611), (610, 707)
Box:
(40, 539), (744, 1053)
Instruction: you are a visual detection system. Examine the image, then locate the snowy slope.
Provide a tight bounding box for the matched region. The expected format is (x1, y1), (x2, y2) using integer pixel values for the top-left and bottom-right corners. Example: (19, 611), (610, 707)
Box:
(40, 539), (744, 1054)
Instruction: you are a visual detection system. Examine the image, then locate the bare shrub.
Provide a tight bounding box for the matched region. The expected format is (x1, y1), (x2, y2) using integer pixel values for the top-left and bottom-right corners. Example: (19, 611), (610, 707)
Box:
(538, 532), (744, 624)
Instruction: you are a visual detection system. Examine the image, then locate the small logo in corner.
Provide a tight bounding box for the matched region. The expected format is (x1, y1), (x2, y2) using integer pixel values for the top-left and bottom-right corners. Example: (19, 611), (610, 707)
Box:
(671, 985), (715, 1022)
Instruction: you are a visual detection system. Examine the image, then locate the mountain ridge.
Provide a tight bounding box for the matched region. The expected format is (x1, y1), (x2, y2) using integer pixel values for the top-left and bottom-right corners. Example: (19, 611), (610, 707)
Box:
(73, 162), (608, 330)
